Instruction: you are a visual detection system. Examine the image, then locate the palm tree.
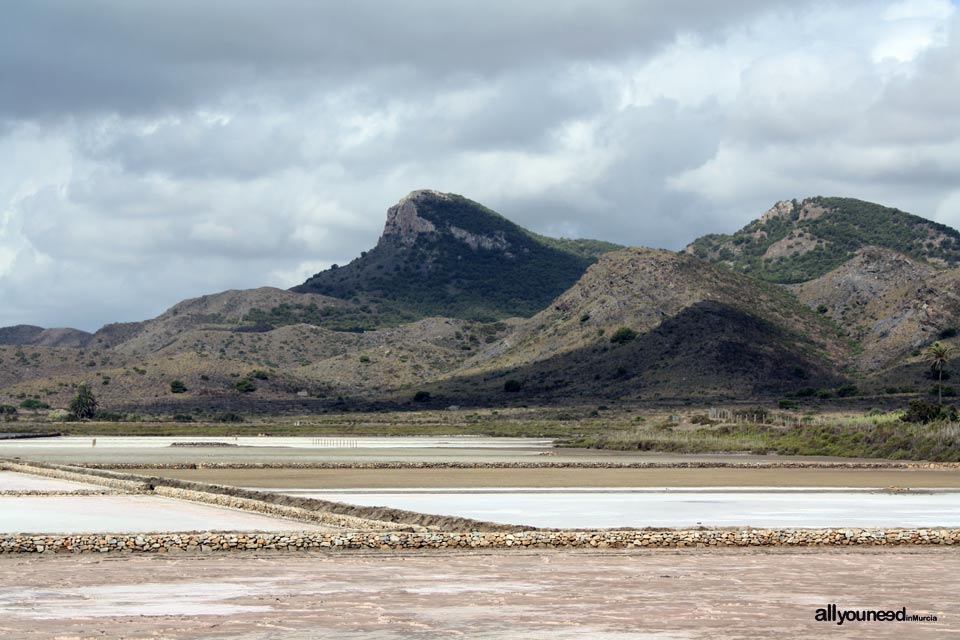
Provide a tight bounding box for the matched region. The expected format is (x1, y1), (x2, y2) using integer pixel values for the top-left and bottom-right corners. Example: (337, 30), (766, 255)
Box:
(925, 341), (953, 406)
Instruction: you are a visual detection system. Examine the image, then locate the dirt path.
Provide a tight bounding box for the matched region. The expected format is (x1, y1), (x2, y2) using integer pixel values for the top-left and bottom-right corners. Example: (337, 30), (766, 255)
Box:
(0, 548), (954, 638)
(144, 466), (960, 488)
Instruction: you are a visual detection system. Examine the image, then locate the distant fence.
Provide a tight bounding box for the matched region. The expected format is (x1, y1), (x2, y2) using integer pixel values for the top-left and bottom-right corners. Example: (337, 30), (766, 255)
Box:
(708, 408), (821, 427)
(310, 438), (359, 448)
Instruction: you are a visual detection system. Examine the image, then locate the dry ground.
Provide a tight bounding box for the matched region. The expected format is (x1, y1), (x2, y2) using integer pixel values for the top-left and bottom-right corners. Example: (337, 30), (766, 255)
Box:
(0, 548), (955, 639)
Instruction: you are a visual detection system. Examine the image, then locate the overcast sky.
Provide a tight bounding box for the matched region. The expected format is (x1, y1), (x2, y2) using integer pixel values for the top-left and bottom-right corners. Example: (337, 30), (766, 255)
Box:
(2, 0), (960, 330)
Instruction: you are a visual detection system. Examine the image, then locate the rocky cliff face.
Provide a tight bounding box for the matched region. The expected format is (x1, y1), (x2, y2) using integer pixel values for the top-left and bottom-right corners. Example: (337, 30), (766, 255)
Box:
(380, 190), (440, 244)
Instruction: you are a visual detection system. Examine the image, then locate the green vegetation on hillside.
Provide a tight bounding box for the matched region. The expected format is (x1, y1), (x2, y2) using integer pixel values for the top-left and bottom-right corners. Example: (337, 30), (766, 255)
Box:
(292, 193), (621, 327)
(688, 197), (960, 283)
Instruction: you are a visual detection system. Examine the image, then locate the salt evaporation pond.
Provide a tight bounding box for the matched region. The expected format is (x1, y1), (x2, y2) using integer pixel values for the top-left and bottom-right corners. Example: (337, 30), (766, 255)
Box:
(289, 488), (960, 529)
(0, 496), (325, 534)
(0, 436), (553, 450)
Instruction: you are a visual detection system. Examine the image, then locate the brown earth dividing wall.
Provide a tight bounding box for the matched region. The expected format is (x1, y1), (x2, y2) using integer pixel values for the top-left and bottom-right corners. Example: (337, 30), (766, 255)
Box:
(152, 486), (411, 531)
(82, 461), (960, 470)
(2, 528), (959, 554)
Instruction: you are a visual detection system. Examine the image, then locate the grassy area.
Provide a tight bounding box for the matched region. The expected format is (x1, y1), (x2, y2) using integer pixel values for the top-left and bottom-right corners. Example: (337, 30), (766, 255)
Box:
(0, 406), (618, 439)
(5, 406), (959, 462)
(569, 412), (960, 462)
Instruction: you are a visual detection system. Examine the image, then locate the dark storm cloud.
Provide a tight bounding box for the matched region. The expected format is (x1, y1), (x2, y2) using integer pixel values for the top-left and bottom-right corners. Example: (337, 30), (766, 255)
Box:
(1, 0), (781, 119)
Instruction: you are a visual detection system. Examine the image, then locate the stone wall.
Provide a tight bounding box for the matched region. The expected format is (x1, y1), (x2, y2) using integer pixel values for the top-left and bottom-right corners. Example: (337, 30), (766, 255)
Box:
(79, 461), (960, 470)
(2, 528), (958, 554)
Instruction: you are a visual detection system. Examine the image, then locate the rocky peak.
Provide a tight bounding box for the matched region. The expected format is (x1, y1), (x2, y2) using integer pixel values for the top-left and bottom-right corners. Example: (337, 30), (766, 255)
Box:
(381, 190), (445, 245)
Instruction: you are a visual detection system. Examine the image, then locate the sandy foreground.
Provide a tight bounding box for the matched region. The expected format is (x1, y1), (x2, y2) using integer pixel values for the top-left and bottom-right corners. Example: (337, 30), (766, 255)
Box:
(0, 548), (955, 639)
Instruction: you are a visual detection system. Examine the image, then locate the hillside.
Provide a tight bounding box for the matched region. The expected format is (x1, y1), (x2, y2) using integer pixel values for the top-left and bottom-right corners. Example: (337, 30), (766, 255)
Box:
(0, 325), (93, 348)
(4, 191), (960, 416)
(790, 247), (960, 371)
(431, 247), (849, 403)
(685, 197), (960, 283)
(292, 190), (621, 326)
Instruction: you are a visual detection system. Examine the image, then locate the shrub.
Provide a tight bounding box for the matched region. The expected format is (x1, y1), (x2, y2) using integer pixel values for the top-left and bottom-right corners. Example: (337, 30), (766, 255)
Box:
(215, 412), (244, 423)
(609, 327), (638, 344)
(47, 409), (71, 421)
(19, 399), (50, 410)
(901, 400), (957, 424)
(835, 384), (859, 398)
(170, 380), (187, 394)
(235, 379), (257, 393)
(795, 386), (817, 397)
(250, 369), (270, 380)
(779, 399), (799, 410)
(0, 404), (17, 422)
(815, 389), (834, 399)
(413, 391), (432, 403)
(503, 379), (522, 393)
(939, 327), (958, 339)
(95, 411), (124, 422)
(172, 413), (194, 422)
(929, 385), (957, 397)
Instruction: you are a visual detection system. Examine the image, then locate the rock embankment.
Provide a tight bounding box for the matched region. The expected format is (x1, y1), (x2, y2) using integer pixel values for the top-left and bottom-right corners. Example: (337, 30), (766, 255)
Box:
(81, 461), (960, 470)
(2, 528), (958, 554)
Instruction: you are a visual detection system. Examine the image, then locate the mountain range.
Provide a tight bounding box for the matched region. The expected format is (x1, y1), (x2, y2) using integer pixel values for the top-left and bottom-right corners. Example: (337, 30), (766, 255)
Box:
(1, 190), (957, 415)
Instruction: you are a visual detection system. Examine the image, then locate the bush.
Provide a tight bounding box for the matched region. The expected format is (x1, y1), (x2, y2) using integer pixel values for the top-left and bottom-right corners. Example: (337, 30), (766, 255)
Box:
(95, 411), (125, 422)
(815, 389), (834, 399)
(215, 412), (244, 423)
(250, 369), (270, 380)
(779, 399), (799, 410)
(47, 409), (71, 421)
(170, 380), (187, 394)
(795, 386), (817, 398)
(929, 385), (957, 397)
(901, 400), (957, 424)
(609, 327), (638, 344)
(413, 391), (432, 403)
(19, 399), (50, 410)
(503, 379), (522, 393)
(0, 404), (17, 422)
(235, 379), (257, 393)
(172, 413), (194, 422)
(835, 384), (859, 398)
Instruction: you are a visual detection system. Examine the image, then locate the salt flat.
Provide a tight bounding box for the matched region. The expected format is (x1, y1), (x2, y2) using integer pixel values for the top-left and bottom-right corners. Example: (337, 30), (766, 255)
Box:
(0, 495), (325, 534)
(291, 488), (960, 529)
(0, 471), (102, 492)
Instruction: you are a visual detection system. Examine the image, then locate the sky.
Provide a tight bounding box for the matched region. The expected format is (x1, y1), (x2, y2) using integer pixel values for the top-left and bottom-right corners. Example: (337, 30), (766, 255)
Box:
(2, 0), (960, 331)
